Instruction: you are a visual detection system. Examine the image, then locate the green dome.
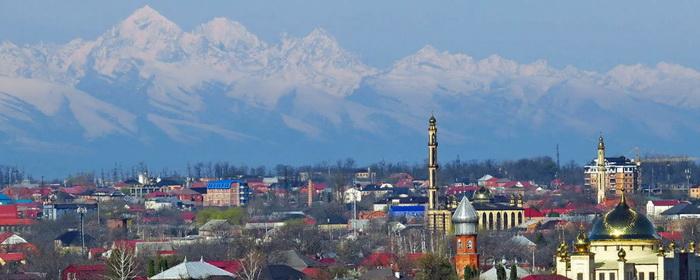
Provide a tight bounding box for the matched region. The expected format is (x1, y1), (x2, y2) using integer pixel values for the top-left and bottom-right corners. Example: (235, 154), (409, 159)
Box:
(589, 195), (658, 241)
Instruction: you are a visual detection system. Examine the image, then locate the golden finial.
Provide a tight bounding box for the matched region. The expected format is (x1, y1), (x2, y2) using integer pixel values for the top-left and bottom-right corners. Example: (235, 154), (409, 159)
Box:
(690, 241), (696, 253)
(669, 242), (676, 252)
(657, 245), (666, 256)
(618, 248), (626, 261)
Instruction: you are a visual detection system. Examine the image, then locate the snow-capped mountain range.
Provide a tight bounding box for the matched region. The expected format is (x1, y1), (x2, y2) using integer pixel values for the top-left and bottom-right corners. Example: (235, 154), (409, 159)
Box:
(1, 6), (699, 175)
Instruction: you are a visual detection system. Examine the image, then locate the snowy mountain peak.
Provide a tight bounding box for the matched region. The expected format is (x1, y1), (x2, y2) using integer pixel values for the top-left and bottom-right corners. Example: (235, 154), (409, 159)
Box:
(110, 5), (182, 43)
(195, 17), (265, 50)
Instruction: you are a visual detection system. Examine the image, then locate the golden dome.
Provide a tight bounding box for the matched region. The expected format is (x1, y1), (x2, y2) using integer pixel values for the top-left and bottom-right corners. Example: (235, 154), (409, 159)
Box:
(473, 186), (491, 202)
(589, 194), (659, 241)
(574, 226), (591, 254)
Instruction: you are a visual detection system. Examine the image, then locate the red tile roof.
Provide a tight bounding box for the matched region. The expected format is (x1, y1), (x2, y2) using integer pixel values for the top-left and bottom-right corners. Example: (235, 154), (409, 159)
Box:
(524, 208), (545, 218)
(659, 231), (683, 241)
(207, 260), (242, 274)
(0, 218), (34, 226)
(361, 252), (395, 267)
(0, 252), (25, 262)
(651, 200), (681, 207)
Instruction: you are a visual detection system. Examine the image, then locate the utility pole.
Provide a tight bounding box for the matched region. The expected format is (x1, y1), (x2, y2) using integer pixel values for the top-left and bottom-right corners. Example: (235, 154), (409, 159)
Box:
(77, 206), (87, 256)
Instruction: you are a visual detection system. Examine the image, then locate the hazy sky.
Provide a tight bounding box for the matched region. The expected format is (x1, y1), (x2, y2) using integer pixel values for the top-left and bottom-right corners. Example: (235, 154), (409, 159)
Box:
(1, 0), (699, 70)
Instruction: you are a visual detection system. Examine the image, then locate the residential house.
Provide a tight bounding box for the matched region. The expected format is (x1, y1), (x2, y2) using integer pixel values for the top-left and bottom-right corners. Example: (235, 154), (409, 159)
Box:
(54, 230), (95, 253)
(646, 200), (683, 217)
(660, 201), (700, 219)
(0, 205), (34, 232)
(343, 187), (362, 204)
(61, 264), (106, 280)
(150, 258), (234, 279)
(42, 203), (97, 221)
(199, 219), (238, 238)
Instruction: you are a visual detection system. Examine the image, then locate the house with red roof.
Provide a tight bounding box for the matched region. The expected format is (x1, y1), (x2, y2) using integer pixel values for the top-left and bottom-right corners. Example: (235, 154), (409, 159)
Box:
(88, 247), (107, 259)
(361, 252), (395, 269)
(524, 208), (545, 220)
(647, 199), (683, 217)
(61, 264), (106, 280)
(0, 205), (34, 231)
(658, 231), (683, 242)
(207, 260), (242, 274)
(0, 252), (26, 266)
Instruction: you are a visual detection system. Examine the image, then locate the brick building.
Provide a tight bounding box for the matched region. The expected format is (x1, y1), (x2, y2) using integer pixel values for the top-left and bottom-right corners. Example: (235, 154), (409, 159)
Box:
(203, 179), (249, 207)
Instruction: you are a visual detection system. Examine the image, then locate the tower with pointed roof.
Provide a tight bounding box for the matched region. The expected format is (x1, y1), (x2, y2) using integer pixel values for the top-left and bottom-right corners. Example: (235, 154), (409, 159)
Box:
(596, 135), (608, 204)
(426, 115), (452, 233)
(453, 196), (479, 276)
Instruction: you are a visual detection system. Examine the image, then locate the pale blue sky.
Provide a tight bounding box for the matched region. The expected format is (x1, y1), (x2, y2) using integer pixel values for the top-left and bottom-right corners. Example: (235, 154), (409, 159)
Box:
(1, 0), (699, 70)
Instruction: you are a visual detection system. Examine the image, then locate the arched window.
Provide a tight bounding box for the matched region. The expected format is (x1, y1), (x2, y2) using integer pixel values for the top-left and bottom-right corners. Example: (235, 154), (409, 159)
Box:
(489, 212), (494, 230)
(511, 212), (516, 227)
(503, 213), (509, 229)
(518, 212), (523, 224)
(496, 212), (502, 230)
(467, 240), (473, 249)
(482, 213), (487, 228)
(457, 239), (462, 249)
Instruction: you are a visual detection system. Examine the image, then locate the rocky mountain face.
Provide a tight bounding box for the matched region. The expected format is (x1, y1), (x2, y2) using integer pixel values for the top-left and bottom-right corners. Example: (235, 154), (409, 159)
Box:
(1, 6), (699, 175)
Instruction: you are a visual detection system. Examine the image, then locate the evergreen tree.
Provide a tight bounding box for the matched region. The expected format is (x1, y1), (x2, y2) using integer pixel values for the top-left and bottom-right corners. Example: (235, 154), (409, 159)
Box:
(464, 266), (479, 280)
(147, 259), (156, 277)
(510, 264), (518, 280)
(496, 264), (506, 280)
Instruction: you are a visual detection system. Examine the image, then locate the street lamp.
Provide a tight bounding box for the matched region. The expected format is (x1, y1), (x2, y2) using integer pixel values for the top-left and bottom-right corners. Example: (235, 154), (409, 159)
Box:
(77, 206), (87, 255)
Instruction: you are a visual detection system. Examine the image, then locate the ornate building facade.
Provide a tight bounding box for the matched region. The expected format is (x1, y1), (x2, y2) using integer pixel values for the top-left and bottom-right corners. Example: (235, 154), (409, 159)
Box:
(585, 136), (640, 204)
(425, 115), (452, 233)
(555, 193), (700, 280)
(470, 186), (524, 230)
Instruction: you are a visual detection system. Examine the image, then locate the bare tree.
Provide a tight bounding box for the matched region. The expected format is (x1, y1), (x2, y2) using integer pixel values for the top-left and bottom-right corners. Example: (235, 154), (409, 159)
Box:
(237, 249), (265, 280)
(105, 246), (139, 280)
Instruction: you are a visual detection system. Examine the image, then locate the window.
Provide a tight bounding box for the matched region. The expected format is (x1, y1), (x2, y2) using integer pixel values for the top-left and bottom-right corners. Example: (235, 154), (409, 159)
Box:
(467, 240), (473, 249)
(610, 273), (615, 280)
(639, 272), (644, 280)
(457, 239), (462, 248)
(650, 272), (655, 280)
(600, 273), (605, 280)
(630, 245), (633, 251)
(578, 273), (584, 280)
(604, 246), (607, 251)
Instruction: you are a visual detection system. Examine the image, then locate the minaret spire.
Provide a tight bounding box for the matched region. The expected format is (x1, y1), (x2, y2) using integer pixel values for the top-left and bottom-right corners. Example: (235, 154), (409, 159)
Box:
(596, 134), (607, 204)
(425, 114), (452, 233)
(427, 115), (438, 210)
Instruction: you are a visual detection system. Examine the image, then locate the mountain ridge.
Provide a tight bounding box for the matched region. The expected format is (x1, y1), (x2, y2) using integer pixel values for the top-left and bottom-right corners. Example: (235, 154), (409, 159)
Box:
(0, 6), (699, 176)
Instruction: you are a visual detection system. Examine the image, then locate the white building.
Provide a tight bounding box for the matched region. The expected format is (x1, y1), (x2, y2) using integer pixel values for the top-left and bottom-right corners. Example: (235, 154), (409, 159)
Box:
(646, 200), (682, 217)
(555, 194), (700, 280)
(344, 187), (362, 204)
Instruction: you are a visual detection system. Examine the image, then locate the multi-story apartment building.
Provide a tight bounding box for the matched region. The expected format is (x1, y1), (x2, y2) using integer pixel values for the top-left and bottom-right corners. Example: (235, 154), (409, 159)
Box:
(203, 179), (249, 207)
(584, 136), (640, 203)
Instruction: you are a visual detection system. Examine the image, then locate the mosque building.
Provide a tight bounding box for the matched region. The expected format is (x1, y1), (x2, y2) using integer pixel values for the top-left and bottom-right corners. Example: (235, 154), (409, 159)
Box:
(470, 186), (525, 230)
(555, 193), (700, 280)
